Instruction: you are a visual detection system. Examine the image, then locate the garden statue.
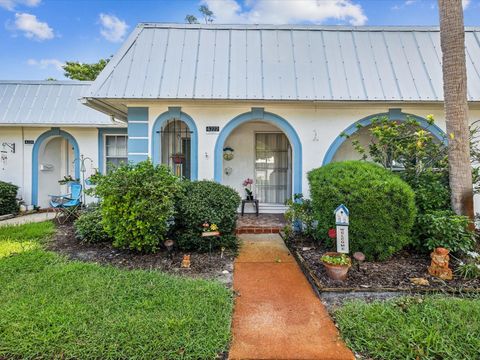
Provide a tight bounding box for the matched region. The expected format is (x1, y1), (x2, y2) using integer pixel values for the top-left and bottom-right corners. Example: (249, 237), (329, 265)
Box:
(181, 254), (191, 269)
(428, 247), (453, 280)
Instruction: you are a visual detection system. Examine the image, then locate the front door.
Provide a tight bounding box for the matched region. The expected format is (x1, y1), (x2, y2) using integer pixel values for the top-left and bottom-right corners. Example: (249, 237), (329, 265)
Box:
(254, 133), (292, 204)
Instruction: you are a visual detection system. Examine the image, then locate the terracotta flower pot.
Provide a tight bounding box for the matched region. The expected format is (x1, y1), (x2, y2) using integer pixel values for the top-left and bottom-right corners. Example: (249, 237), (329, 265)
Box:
(321, 252), (352, 281)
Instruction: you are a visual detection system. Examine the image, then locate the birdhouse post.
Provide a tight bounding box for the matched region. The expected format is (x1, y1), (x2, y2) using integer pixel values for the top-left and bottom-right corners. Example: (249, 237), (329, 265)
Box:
(334, 204), (349, 254)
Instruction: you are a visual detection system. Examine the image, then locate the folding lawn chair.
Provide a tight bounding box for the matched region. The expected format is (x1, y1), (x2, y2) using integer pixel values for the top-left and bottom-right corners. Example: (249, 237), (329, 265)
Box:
(49, 182), (82, 224)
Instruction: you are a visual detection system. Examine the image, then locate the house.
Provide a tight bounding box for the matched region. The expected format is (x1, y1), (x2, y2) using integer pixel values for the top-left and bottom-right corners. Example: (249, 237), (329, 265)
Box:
(2, 24), (480, 213)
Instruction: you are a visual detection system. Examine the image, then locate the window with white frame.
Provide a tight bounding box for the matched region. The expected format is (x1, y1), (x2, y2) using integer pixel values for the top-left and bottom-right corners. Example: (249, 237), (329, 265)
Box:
(105, 135), (127, 172)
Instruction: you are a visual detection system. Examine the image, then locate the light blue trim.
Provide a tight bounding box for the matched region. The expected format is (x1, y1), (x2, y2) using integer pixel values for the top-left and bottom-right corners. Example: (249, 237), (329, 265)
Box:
(98, 128), (128, 174)
(214, 108), (303, 196)
(32, 128), (80, 206)
(322, 109), (447, 165)
(128, 122), (148, 137)
(128, 107), (149, 164)
(151, 107), (198, 180)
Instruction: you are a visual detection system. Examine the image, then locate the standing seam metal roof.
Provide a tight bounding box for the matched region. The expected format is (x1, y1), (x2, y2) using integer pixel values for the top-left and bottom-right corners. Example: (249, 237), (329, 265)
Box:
(0, 81), (118, 125)
(88, 23), (480, 102)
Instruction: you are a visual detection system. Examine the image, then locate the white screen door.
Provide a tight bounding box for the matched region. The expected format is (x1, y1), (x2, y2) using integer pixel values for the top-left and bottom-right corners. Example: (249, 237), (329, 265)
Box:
(255, 133), (292, 204)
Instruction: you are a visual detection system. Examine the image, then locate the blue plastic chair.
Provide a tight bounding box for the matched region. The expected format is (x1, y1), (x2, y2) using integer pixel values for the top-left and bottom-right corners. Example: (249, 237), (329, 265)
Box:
(49, 182), (82, 223)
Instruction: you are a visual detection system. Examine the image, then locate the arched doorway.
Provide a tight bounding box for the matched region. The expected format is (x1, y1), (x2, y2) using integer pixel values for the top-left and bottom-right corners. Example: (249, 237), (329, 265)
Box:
(214, 108), (302, 207)
(322, 109), (446, 165)
(151, 107), (198, 180)
(32, 129), (80, 207)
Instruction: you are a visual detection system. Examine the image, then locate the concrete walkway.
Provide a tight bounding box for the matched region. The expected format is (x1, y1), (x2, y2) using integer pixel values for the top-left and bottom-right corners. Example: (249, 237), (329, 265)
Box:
(229, 234), (354, 360)
(0, 212), (55, 227)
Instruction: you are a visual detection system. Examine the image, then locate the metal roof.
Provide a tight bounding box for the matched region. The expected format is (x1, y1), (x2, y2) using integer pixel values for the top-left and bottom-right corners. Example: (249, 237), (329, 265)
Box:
(0, 81), (121, 126)
(87, 23), (480, 104)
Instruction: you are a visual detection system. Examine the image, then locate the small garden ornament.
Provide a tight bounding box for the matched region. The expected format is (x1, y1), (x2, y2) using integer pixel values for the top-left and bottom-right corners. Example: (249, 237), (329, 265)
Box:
(428, 247), (453, 280)
(242, 178), (254, 200)
(181, 254), (191, 269)
(321, 252), (352, 281)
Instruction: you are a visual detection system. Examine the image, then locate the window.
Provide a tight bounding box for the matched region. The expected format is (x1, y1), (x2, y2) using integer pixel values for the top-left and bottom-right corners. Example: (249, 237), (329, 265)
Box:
(105, 135), (127, 172)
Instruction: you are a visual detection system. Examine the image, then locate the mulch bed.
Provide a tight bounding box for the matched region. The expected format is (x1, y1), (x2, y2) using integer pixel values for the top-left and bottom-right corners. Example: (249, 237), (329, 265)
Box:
(285, 235), (480, 293)
(47, 224), (235, 286)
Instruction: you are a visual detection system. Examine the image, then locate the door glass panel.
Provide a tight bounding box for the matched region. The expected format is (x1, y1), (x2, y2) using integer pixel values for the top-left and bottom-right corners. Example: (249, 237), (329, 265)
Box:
(255, 133), (292, 204)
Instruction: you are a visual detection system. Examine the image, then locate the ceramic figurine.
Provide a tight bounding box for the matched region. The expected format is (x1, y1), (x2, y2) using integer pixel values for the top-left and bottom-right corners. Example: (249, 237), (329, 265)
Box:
(181, 254), (191, 268)
(428, 247), (453, 280)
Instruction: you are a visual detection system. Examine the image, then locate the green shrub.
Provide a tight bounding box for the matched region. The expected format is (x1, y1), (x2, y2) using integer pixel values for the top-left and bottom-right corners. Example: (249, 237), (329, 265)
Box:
(402, 170), (450, 214)
(0, 181), (19, 216)
(174, 181), (241, 252)
(74, 204), (111, 243)
(89, 160), (182, 253)
(284, 193), (318, 240)
(308, 161), (417, 261)
(415, 210), (475, 253)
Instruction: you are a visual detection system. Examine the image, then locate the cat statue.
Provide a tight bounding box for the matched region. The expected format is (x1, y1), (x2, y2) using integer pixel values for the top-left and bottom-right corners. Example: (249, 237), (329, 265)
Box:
(181, 254), (191, 269)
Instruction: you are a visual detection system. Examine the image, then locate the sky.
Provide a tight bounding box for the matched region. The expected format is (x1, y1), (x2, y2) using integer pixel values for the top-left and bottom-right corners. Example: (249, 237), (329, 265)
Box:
(0, 0), (479, 80)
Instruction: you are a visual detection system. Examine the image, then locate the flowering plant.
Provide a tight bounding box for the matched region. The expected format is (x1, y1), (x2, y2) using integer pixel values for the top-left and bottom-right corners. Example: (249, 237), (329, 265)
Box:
(202, 222), (219, 232)
(243, 178), (254, 199)
(456, 251), (480, 279)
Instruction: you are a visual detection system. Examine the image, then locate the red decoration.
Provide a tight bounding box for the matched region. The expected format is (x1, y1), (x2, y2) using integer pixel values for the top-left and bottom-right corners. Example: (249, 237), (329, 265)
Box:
(328, 228), (336, 239)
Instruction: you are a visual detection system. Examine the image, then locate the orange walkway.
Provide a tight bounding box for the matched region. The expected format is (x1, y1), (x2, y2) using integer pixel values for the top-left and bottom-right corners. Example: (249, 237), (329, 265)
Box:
(229, 234), (354, 360)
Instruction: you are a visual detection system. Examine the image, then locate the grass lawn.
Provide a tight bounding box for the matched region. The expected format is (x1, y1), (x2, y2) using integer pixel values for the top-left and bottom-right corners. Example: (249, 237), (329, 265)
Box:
(0, 222), (233, 360)
(334, 296), (480, 360)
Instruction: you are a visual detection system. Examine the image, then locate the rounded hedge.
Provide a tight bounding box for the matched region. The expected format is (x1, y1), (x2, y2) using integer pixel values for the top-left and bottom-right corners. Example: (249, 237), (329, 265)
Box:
(74, 204), (112, 244)
(174, 180), (241, 251)
(0, 181), (19, 216)
(308, 161), (417, 261)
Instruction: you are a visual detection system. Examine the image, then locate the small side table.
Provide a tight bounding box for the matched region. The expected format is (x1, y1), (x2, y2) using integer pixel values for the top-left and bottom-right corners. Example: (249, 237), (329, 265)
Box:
(241, 199), (259, 216)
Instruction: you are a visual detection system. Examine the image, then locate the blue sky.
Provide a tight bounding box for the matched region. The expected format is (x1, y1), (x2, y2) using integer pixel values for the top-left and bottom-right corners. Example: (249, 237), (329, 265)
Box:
(0, 0), (479, 80)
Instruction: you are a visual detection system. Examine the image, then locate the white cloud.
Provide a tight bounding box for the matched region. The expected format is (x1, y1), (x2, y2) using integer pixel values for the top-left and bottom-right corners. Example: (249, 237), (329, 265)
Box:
(0, 0), (40, 11)
(27, 58), (64, 72)
(202, 0), (367, 26)
(99, 13), (128, 42)
(12, 12), (54, 40)
(405, 0), (416, 5)
(463, 0), (471, 9)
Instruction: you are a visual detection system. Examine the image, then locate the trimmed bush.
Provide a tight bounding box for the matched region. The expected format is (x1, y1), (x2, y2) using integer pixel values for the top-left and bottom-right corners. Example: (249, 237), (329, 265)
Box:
(308, 161), (417, 261)
(415, 210), (475, 253)
(0, 181), (19, 216)
(74, 204), (111, 244)
(174, 181), (241, 251)
(90, 160), (182, 253)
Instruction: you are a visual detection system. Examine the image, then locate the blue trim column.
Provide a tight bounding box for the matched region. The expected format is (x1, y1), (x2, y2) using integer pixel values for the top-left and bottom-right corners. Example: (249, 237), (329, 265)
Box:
(98, 127), (128, 173)
(151, 107), (198, 180)
(214, 108), (303, 196)
(127, 107), (149, 164)
(31, 128), (80, 206)
(322, 108), (447, 165)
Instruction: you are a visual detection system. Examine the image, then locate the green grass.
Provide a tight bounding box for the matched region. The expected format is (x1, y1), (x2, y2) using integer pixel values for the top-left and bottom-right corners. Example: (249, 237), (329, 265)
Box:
(0, 222), (233, 360)
(334, 296), (480, 360)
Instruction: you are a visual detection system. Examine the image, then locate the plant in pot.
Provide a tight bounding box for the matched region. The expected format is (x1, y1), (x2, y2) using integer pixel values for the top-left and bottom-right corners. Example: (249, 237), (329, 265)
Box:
(243, 178), (254, 200)
(171, 153), (185, 164)
(321, 252), (352, 281)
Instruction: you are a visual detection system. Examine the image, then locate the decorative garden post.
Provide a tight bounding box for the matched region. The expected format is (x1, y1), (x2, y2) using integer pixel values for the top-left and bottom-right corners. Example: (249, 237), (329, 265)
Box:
(334, 204), (349, 254)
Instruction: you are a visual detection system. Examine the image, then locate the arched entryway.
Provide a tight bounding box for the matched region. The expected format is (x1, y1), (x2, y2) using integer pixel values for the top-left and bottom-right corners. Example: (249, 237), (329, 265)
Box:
(322, 109), (446, 165)
(214, 108), (302, 208)
(151, 107), (198, 180)
(32, 129), (80, 207)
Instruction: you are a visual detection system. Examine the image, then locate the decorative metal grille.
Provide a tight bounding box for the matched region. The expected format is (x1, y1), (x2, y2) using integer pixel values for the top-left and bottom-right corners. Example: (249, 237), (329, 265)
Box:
(158, 119), (192, 179)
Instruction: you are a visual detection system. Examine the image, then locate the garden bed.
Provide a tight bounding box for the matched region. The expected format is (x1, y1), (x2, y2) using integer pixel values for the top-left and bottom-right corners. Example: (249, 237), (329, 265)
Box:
(48, 224), (235, 286)
(285, 235), (480, 293)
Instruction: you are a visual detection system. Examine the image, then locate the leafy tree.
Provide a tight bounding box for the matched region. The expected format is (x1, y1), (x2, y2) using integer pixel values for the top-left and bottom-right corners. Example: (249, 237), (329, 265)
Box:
(62, 58), (109, 81)
(199, 5), (214, 23)
(185, 14), (199, 24)
(439, 0), (474, 221)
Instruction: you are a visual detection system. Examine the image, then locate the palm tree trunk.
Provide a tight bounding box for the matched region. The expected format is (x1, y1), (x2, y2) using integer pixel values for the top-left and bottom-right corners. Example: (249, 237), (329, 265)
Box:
(439, 0), (474, 221)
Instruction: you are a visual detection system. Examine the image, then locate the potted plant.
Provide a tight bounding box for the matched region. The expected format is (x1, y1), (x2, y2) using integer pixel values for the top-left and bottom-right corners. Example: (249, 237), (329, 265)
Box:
(171, 153), (185, 164)
(321, 252), (352, 281)
(242, 178), (254, 200)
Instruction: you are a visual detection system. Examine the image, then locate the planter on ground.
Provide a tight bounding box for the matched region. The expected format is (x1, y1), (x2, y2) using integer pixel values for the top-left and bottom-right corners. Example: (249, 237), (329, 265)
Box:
(321, 252), (352, 281)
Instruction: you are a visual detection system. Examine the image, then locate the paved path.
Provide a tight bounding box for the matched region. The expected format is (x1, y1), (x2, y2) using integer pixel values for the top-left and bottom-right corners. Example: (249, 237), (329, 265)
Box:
(0, 212), (55, 227)
(229, 234), (354, 360)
